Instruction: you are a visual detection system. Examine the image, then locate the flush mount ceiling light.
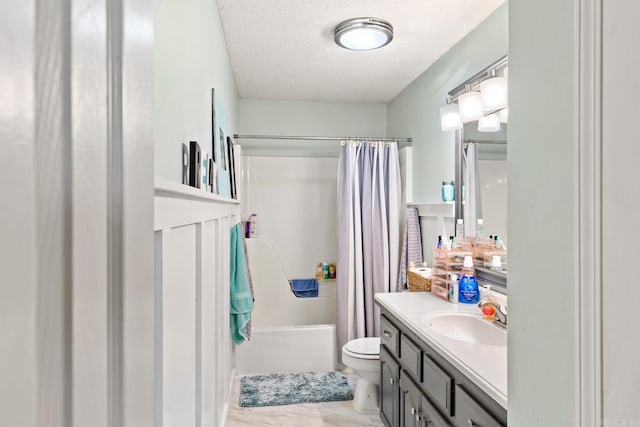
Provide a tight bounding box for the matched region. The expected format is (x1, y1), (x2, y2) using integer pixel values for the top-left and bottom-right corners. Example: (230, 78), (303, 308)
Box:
(334, 17), (393, 51)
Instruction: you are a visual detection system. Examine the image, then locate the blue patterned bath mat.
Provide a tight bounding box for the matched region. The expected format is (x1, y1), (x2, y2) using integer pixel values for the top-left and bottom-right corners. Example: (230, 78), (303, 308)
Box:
(239, 371), (353, 407)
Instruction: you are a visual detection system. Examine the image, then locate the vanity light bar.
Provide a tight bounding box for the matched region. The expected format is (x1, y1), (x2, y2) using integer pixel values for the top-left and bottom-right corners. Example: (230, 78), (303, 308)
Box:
(447, 55), (508, 102)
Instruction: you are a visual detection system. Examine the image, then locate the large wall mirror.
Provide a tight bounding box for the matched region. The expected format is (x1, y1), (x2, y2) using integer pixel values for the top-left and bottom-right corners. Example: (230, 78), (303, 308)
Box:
(443, 56), (508, 286)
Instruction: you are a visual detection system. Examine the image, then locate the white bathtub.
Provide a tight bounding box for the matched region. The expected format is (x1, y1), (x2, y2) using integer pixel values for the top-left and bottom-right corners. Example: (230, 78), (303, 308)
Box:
(234, 237), (338, 374)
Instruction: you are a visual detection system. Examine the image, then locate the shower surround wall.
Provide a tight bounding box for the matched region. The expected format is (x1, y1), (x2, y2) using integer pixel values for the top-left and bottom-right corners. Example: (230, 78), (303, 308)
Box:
(243, 156), (339, 280)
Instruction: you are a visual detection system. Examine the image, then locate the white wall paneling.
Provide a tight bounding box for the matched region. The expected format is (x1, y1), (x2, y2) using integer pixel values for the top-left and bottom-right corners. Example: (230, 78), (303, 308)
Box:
(154, 177), (239, 427)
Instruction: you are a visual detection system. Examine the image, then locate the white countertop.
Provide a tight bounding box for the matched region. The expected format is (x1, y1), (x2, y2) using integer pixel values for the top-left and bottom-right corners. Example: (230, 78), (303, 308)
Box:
(375, 291), (507, 409)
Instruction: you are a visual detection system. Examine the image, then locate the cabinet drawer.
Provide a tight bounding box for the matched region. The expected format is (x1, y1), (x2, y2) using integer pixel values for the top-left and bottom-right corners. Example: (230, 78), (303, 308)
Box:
(400, 334), (422, 380)
(422, 354), (454, 416)
(380, 315), (400, 356)
(455, 385), (505, 427)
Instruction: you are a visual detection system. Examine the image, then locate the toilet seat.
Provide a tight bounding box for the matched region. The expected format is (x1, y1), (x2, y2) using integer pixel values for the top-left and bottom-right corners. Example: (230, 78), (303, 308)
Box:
(342, 337), (381, 360)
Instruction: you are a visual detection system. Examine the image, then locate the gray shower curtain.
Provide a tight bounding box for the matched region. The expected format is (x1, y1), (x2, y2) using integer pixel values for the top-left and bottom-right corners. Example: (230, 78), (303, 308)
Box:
(336, 140), (402, 355)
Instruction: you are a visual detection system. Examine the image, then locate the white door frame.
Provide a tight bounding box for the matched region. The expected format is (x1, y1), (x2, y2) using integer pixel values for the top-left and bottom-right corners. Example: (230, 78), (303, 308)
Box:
(577, 0), (603, 425)
(0, 0), (155, 425)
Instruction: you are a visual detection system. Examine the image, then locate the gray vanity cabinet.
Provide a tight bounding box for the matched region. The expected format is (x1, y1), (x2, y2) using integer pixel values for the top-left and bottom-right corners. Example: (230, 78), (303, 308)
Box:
(400, 370), (422, 427)
(379, 310), (507, 427)
(400, 370), (451, 427)
(380, 345), (400, 427)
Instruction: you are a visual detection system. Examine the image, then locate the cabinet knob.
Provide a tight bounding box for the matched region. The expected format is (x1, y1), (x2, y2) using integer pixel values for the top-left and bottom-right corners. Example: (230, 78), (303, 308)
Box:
(411, 407), (416, 415)
(389, 378), (395, 384)
(416, 413), (422, 422)
(383, 330), (392, 338)
(468, 419), (475, 426)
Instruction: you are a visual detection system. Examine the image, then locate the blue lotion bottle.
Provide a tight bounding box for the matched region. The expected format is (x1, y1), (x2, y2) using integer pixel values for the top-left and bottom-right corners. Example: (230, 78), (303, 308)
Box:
(458, 255), (479, 304)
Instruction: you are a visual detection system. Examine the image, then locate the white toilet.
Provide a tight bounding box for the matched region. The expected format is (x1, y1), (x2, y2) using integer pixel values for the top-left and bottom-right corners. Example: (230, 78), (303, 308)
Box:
(342, 337), (381, 413)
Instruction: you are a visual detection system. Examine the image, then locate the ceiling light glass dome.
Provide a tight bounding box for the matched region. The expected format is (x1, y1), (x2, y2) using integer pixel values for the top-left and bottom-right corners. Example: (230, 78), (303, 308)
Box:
(334, 17), (393, 51)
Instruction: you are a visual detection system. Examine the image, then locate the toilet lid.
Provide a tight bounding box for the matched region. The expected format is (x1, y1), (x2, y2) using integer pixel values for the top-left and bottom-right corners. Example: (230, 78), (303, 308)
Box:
(343, 337), (381, 358)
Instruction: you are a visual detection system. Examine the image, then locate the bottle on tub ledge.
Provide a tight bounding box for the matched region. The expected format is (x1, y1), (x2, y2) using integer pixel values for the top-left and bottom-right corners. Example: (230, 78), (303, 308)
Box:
(329, 263), (336, 279)
(322, 263), (329, 280)
(245, 214), (257, 238)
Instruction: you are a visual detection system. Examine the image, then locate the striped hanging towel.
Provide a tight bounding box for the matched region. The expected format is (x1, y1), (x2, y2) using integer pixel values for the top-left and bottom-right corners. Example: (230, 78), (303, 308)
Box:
(397, 207), (423, 291)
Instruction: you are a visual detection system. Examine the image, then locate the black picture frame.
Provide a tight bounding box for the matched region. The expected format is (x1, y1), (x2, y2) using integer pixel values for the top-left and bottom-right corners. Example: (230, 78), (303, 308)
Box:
(226, 136), (237, 199)
(211, 88), (216, 164)
(219, 127), (226, 170)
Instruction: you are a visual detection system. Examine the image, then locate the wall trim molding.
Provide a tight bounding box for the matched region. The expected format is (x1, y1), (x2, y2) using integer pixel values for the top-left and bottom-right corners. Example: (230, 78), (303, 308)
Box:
(577, 0), (603, 425)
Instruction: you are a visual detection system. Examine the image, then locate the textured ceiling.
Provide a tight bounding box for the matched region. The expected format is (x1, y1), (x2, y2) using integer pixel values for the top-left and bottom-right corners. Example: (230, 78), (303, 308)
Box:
(216, 0), (506, 103)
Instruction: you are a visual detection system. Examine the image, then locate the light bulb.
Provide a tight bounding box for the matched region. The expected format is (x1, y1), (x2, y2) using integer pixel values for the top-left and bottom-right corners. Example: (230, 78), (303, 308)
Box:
(478, 112), (501, 132)
(499, 108), (509, 123)
(480, 77), (508, 111)
(458, 91), (484, 122)
(440, 103), (462, 131)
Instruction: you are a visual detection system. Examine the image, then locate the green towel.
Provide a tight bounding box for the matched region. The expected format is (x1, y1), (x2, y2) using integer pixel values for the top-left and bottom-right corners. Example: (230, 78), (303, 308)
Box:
(230, 223), (254, 344)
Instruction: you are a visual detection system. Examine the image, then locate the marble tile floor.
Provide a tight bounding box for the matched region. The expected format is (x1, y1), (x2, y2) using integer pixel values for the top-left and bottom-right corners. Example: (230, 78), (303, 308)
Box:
(225, 372), (384, 427)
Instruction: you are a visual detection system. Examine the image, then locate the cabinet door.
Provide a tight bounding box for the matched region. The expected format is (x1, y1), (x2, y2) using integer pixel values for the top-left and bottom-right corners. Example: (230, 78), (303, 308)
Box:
(399, 371), (422, 427)
(380, 346), (400, 427)
(455, 385), (505, 427)
(420, 395), (451, 427)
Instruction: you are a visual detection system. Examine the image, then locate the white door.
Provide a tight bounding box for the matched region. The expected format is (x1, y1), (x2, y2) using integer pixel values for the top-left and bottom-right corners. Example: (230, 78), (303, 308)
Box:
(0, 0), (155, 425)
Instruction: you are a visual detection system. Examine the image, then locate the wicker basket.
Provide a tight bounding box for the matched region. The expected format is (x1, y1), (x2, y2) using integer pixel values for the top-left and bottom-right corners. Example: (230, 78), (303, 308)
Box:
(407, 269), (432, 292)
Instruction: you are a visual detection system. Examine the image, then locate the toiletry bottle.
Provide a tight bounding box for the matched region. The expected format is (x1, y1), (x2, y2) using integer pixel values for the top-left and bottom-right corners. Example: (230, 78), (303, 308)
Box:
(248, 214), (257, 238)
(456, 218), (464, 238)
(322, 263), (329, 280)
(476, 219), (484, 243)
(449, 274), (459, 304)
(458, 255), (479, 304)
(437, 235), (442, 249)
(329, 264), (336, 279)
(315, 263), (324, 280)
(490, 255), (503, 271)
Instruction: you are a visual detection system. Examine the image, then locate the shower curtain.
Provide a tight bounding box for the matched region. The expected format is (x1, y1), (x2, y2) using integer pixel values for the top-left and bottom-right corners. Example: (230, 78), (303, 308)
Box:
(336, 140), (402, 354)
(463, 143), (482, 237)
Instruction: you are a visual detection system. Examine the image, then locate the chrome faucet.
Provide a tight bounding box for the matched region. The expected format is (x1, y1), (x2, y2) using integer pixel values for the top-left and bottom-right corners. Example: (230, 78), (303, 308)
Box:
(478, 301), (508, 330)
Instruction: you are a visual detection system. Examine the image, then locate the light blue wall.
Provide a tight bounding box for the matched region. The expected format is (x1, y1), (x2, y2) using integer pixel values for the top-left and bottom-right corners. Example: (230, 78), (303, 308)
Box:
(154, 0), (239, 183)
(387, 3), (508, 202)
(238, 99), (387, 157)
(508, 0), (578, 425)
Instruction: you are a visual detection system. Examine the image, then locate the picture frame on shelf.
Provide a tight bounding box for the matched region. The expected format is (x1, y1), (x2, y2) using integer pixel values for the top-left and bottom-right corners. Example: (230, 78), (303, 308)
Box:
(211, 88), (216, 165)
(219, 127), (226, 170)
(226, 136), (237, 199)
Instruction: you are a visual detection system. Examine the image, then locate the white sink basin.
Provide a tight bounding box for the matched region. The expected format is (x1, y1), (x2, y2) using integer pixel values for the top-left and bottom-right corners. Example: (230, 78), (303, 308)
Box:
(423, 312), (507, 347)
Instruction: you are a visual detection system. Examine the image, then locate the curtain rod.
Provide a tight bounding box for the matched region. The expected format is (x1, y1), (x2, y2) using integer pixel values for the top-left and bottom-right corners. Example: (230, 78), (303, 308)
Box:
(233, 134), (412, 144)
(464, 139), (507, 145)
